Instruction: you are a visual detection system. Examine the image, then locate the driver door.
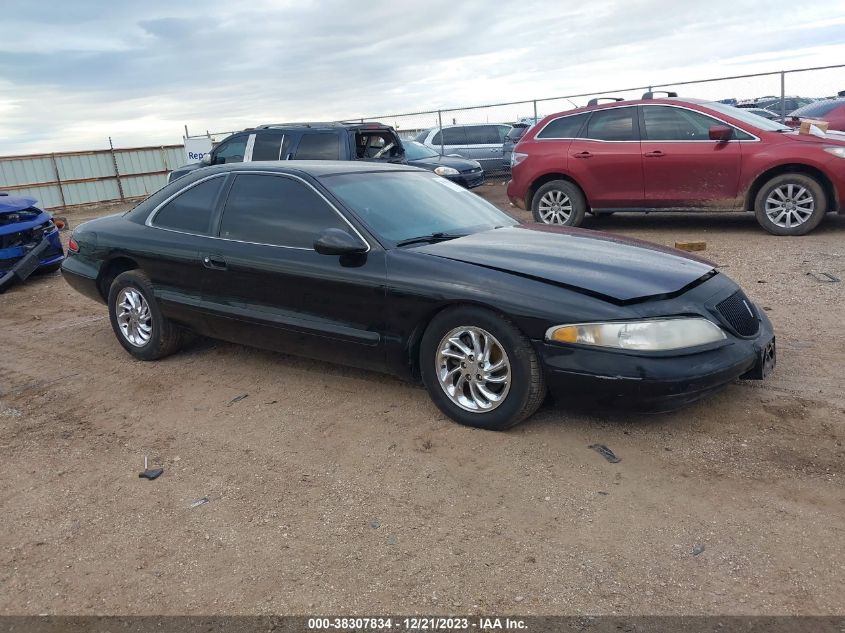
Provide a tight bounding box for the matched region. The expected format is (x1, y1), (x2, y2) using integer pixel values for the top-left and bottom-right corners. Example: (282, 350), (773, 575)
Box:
(200, 171), (389, 371)
(640, 105), (742, 207)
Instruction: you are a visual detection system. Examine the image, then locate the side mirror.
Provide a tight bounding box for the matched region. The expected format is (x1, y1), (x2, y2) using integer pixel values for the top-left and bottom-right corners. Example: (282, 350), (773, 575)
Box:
(314, 228), (367, 256)
(200, 153), (213, 166)
(709, 125), (733, 142)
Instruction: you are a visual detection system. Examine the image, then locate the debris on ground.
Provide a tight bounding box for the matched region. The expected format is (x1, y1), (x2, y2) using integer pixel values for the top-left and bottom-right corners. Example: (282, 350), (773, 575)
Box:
(588, 444), (621, 463)
(806, 271), (841, 283)
(227, 393), (248, 405)
(369, 518), (381, 529)
(386, 534), (398, 545)
(138, 455), (164, 480)
(692, 544), (706, 556)
(190, 497), (210, 508)
(674, 240), (706, 252)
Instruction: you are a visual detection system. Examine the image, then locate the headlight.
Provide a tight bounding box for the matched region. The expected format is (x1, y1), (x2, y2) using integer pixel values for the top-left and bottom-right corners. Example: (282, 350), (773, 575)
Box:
(545, 318), (726, 351)
(823, 147), (845, 158)
(434, 166), (459, 176)
(511, 152), (528, 167)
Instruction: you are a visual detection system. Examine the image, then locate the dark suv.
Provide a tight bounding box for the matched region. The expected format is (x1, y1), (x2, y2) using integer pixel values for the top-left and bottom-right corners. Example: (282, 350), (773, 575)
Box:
(169, 122), (405, 182)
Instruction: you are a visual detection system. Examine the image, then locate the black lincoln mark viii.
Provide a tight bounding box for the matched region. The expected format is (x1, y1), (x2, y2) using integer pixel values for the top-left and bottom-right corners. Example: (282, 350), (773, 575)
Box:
(62, 162), (775, 430)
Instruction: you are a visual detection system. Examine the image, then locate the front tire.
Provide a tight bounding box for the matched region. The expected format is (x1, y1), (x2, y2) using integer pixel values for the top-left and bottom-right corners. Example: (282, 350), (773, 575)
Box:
(108, 270), (184, 360)
(420, 307), (545, 431)
(754, 174), (826, 236)
(531, 180), (587, 227)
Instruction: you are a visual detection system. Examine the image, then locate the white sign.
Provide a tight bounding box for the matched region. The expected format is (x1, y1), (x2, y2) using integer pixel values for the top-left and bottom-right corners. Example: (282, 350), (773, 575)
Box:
(184, 137), (213, 163)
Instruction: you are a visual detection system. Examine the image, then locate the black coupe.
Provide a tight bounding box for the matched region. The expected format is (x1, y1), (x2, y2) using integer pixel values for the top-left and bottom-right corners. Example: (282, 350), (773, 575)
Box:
(62, 162), (775, 430)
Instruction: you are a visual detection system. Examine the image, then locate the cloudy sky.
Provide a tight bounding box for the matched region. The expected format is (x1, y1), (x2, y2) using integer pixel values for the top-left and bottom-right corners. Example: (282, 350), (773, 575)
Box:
(2, 0), (845, 154)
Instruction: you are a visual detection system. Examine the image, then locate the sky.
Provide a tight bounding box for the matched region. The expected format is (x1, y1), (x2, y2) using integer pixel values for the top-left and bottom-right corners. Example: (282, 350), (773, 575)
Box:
(2, 0), (845, 154)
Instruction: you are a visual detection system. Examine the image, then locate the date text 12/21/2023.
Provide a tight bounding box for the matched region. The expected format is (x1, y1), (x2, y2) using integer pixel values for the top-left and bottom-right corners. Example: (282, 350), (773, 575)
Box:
(306, 617), (527, 630)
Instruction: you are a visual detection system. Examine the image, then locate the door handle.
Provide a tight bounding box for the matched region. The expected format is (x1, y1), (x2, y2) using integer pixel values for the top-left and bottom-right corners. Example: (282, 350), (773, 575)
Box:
(203, 255), (227, 270)
(644, 150), (665, 157)
(573, 151), (592, 159)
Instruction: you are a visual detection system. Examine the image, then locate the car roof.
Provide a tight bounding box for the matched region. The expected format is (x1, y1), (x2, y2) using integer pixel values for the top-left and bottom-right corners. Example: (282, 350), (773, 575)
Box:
(248, 121), (394, 131)
(187, 161), (427, 178)
(424, 122), (512, 130)
(542, 96), (715, 119)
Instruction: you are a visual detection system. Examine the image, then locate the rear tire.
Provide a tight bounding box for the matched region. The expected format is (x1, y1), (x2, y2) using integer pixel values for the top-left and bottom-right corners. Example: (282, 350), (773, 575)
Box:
(531, 180), (587, 227)
(754, 174), (826, 235)
(108, 270), (184, 361)
(420, 306), (545, 431)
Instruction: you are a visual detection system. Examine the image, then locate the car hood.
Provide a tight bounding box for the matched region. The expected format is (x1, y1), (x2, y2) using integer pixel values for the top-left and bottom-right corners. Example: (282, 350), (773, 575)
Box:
(407, 155), (481, 170)
(413, 224), (716, 303)
(0, 194), (38, 214)
(777, 130), (845, 145)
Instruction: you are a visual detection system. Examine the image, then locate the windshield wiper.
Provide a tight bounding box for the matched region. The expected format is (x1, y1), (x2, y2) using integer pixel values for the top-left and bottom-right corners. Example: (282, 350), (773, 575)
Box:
(395, 232), (466, 247)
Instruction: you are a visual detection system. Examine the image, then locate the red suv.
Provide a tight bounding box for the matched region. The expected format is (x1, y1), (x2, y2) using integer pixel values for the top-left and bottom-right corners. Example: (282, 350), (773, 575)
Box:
(507, 94), (845, 235)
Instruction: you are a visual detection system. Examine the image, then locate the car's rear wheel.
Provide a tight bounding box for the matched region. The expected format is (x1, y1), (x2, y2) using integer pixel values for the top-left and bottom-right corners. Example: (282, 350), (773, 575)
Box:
(754, 174), (826, 235)
(532, 180), (586, 227)
(420, 307), (545, 431)
(108, 270), (184, 361)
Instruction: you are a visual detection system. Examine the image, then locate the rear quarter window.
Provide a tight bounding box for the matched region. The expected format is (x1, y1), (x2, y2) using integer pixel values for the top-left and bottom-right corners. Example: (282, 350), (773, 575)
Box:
(152, 176), (225, 234)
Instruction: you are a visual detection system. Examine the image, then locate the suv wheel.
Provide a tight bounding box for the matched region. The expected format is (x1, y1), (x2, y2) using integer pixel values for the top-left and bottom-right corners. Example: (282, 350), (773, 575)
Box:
(532, 180), (586, 227)
(754, 174), (827, 236)
(108, 270), (184, 360)
(420, 307), (546, 431)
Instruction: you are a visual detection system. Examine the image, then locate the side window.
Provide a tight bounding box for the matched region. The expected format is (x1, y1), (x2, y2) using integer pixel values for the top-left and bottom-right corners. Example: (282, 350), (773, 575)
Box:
(431, 127), (467, 146)
(252, 133), (288, 161)
(536, 112), (590, 139)
(219, 174), (346, 248)
(642, 106), (720, 141)
(465, 125), (501, 144)
(294, 133), (341, 160)
(497, 125), (512, 142)
(584, 107), (637, 141)
(212, 136), (247, 164)
(153, 176), (224, 234)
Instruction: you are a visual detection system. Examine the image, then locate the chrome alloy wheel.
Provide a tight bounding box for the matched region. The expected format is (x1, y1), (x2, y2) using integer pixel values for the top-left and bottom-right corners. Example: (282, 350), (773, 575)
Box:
(765, 183), (815, 229)
(435, 326), (511, 413)
(116, 287), (153, 347)
(538, 189), (572, 224)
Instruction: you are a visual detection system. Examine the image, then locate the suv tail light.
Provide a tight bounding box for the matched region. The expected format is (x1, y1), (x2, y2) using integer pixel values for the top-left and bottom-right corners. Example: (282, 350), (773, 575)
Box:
(68, 236), (79, 253)
(511, 152), (528, 168)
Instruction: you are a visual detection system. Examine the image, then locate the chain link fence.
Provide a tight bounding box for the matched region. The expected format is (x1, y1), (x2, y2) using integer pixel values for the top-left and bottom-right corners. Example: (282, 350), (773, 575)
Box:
(183, 64), (845, 181)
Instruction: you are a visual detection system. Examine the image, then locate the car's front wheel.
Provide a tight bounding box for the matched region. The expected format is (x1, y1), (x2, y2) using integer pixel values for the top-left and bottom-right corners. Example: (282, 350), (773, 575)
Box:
(531, 180), (587, 227)
(420, 307), (546, 431)
(108, 270), (184, 360)
(754, 174), (827, 235)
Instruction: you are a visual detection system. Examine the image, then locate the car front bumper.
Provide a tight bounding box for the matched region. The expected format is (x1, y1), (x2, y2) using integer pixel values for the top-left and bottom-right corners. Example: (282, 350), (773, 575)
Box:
(451, 171), (485, 189)
(536, 312), (775, 412)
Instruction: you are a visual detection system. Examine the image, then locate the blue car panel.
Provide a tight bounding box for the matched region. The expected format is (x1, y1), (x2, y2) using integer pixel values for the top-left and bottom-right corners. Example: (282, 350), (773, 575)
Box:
(0, 193), (65, 286)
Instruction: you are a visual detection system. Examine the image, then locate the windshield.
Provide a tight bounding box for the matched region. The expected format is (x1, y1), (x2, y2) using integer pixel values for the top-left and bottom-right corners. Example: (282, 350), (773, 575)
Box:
(321, 171), (517, 244)
(704, 101), (791, 131)
(791, 99), (843, 118)
(402, 141), (440, 160)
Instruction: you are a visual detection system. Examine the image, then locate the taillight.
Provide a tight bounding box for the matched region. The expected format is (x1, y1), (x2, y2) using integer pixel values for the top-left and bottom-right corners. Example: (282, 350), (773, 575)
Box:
(511, 152), (528, 168)
(68, 237), (79, 252)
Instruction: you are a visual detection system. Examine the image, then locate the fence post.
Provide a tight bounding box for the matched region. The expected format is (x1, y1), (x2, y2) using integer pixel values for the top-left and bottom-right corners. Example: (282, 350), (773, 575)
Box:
(184, 124), (189, 139)
(437, 110), (444, 156)
(108, 137), (125, 202)
(50, 153), (67, 210)
(780, 70), (786, 119)
(533, 100), (538, 124)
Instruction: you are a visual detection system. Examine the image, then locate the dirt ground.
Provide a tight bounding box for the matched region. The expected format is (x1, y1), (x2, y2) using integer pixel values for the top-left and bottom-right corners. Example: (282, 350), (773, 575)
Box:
(1, 185), (843, 616)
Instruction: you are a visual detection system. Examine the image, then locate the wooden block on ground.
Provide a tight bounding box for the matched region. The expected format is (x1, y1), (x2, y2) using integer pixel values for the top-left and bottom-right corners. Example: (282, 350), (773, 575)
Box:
(675, 241), (706, 252)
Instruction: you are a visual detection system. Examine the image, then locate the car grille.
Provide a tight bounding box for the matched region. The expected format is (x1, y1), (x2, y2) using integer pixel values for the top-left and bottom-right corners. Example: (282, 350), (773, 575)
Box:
(460, 167), (483, 174)
(716, 291), (759, 337)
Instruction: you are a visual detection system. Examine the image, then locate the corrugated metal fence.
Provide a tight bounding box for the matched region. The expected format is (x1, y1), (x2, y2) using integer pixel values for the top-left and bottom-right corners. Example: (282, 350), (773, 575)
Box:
(0, 145), (184, 210)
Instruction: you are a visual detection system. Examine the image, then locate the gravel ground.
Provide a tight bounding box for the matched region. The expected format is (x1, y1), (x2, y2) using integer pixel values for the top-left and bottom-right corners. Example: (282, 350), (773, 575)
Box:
(0, 188), (843, 615)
